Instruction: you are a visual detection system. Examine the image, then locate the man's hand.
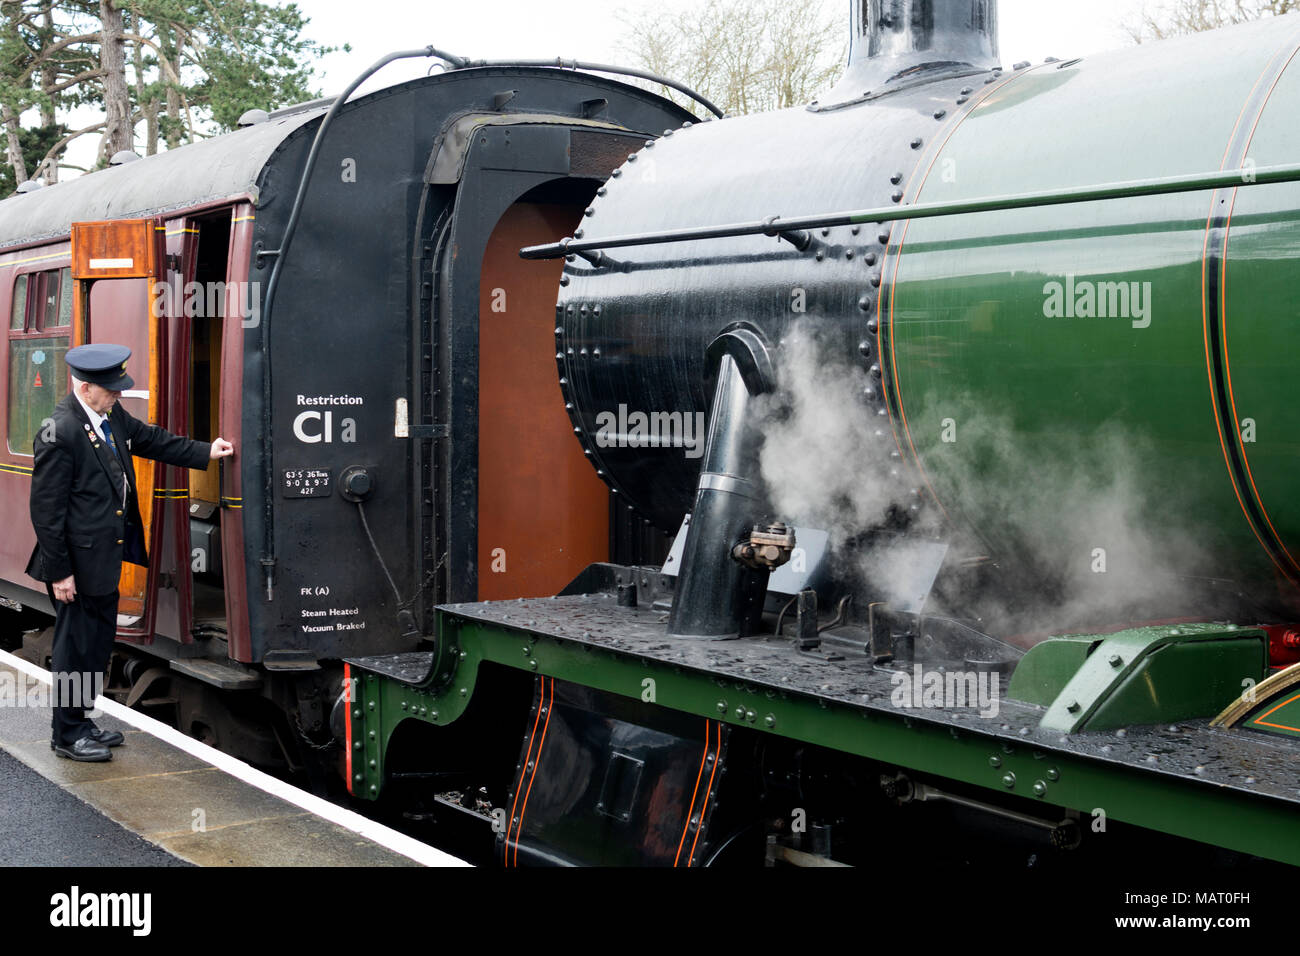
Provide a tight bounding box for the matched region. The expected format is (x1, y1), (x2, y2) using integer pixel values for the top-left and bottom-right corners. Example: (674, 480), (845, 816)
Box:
(52, 574), (76, 603)
(210, 438), (234, 459)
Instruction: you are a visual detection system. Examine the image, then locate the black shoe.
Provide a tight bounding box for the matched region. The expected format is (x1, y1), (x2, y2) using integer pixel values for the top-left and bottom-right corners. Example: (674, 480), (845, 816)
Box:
(52, 737), (112, 762)
(88, 728), (125, 747)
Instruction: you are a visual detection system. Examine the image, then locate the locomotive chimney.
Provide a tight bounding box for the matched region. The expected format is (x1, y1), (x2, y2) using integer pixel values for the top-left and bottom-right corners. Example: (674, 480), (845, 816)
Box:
(825, 0), (1000, 102)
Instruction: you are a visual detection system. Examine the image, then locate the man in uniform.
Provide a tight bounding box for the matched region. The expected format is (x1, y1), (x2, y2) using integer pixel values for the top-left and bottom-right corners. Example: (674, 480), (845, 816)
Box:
(26, 343), (234, 761)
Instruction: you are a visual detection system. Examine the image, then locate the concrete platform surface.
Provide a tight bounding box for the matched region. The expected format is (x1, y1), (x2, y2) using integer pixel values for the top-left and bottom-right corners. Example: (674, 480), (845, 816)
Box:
(0, 652), (467, 867)
(0, 748), (190, 866)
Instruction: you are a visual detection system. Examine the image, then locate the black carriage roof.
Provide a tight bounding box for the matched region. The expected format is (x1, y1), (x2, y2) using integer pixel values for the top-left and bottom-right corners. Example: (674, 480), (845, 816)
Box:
(0, 65), (692, 253)
(0, 106), (326, 251)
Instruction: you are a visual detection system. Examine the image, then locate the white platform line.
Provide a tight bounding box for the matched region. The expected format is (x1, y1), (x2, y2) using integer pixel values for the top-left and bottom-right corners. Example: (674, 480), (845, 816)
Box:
(0, 648), (470, 868)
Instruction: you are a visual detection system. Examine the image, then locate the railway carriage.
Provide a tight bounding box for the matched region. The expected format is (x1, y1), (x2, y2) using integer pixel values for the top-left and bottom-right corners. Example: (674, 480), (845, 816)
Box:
(0, 63), (691, 772)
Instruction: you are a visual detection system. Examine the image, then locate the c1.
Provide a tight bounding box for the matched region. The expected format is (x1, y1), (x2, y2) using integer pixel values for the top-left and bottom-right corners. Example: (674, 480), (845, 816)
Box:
(293, 410), (356, 443)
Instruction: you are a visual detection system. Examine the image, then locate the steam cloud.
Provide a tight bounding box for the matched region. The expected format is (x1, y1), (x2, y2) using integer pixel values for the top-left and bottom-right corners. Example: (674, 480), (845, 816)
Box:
(753, 321), (1229, 644)
(755, 323), (915, 538)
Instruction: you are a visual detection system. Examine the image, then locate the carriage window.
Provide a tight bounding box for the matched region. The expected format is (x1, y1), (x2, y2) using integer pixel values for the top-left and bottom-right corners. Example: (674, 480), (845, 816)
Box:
(9, 274), (27, 330)
(57, 267), (73, 327)
(7, 266), (71, 454)
(40, 272), (59, 328)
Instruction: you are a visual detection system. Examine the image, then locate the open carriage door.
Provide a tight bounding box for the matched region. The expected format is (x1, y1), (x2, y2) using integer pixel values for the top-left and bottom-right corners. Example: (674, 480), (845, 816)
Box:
(70, 218), (165, 643)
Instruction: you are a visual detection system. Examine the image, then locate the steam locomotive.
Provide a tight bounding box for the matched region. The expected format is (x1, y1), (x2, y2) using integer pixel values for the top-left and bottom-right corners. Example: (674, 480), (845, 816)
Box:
(345, 2), (1300, 868)
(3, 0), (1300, 869)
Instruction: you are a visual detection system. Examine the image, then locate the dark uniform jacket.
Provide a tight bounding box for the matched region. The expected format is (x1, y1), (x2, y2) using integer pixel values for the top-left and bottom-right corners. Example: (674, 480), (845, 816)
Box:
(26, 392), (211, 597)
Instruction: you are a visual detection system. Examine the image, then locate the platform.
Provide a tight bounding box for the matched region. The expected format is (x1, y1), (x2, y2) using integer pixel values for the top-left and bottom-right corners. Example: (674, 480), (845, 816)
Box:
(0, 747), (189, 866)
(0, 650), (467, 867)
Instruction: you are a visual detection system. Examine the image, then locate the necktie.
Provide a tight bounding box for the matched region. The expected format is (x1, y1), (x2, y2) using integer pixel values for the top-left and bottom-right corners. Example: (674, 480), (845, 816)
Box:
(100, 417), (120, 459)
(100, 415), (128, 507)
